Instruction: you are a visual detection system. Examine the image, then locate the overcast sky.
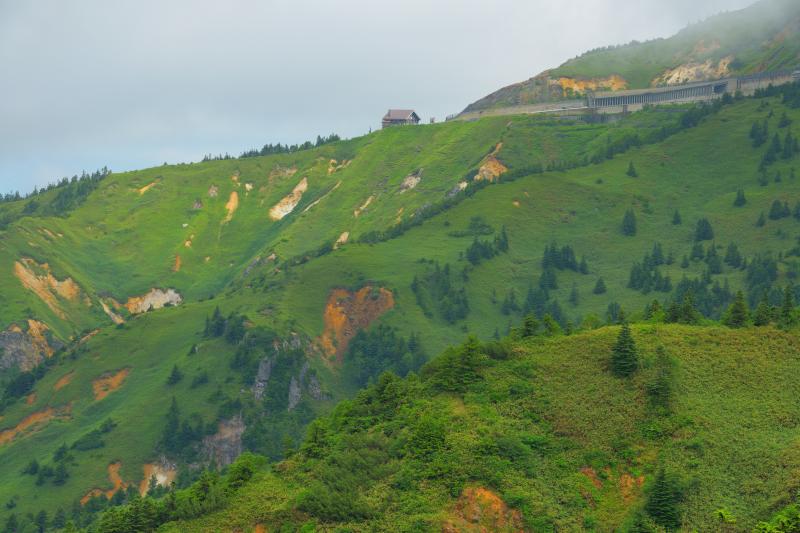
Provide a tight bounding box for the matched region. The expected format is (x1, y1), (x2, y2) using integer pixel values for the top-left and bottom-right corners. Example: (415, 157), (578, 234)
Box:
(0, 0), (755, 195)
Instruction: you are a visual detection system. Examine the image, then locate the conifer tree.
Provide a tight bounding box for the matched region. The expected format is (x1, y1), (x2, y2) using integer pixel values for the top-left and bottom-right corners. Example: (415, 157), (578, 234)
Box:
(161, 397), (181, 453)
(779, 286), (796, 329)
(52, 508), (66, 529)
(569, 283), (579, 307)
(694, 218), (714, 241)
(35, 510), (49, 533)
(756, 211), (766, 227)
(611, 321), (638, 377)
(579, 256), (589, 274)
(644, 299), (662, 321)
(593, 277), (607, 295)
(627, 162), (638, 177)
(678, 291), (700, 325)
(733, 188), (746, 207)
(622, 209), (637, 236)
(539, 268), (558, 290)
(166, 364), (183, 385)
(753, 294), (772, 326)
(769, 199), (789, 220)
(646, 347), (674, 414)
(542, 314), (562, 336)
(521, 315), (538, 338)
(783, 130), (795, 159)
(645, 468), (682, 530)
(672, 210), (682, 225)
(495, 226), (509, 252)
(723, 291), (749, 328)
(724, 243), (742, 268)
(53, 463), (69, 486)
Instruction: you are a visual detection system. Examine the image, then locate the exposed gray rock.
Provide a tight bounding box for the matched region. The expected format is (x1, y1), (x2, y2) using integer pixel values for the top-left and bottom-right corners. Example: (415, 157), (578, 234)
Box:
(307, 374), (322, 400)
(287, 376), (302, 411)
(0, 323), (60, 372)
(252, 356), (273, 400)
(201, 415), (245, 468)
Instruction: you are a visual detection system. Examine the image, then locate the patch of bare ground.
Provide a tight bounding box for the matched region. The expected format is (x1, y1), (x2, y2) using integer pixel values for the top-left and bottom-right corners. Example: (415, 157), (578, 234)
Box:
(14, 258), (83, 319)
(0, 404), (71, 447)
(92, 368), (131, 401)
(81, 462), (127, 504)
(318, 286), (394, 362)
(269, 177), (308, 220)
(443, 486), (524, 532)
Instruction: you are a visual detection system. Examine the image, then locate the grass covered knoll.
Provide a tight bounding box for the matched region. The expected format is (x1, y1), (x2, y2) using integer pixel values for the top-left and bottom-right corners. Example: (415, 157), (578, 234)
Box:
(93, 323), (800, 532)
(465, 0), (800, 111)
(4, 82), (800, 525)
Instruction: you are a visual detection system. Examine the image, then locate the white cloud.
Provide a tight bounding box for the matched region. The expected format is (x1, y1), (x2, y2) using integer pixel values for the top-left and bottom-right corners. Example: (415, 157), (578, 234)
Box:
(0, 0), (756, 193)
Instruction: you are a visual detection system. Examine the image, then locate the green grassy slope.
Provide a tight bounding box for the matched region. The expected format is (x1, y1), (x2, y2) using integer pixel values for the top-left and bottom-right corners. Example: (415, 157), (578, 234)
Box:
(2, 87), (800, 524)
(464, 0), (800, 111)
(273, 95), (800, 355)
(156, 324), (800, 532)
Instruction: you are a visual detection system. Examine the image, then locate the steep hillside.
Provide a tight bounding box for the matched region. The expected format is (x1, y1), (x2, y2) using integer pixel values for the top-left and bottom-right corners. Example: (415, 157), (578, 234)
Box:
(465, 0), (800, 112)
(105, 324), (800, 532)
(2, 81), (800, 526)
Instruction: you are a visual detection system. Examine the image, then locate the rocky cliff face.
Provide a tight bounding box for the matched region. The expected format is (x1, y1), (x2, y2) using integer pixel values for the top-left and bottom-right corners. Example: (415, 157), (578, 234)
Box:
(252, 333), (325, 410)
(0, 320), (61, 372)
(201, 415), (245, 468)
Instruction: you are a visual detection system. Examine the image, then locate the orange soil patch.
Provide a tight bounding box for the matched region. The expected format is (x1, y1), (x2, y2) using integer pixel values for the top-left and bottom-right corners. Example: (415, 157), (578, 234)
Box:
(223, 191), (239, 223)
(269, 177), (308, 221)
(92, 368), (131, 401)
(327, 159), (350, 175)
(581, 467), (604, 489)
(254, 525), (266, 533)
(474, 143), (508, 182)
(80, 329), (99, 344)
(652, 56), (732, 86)
(124, 288), (182, 314)
(618, 473), (645, 504)
(353, 195), (374, 217)
(334, 231), (349, 249)
(138, 180), (159, 195)
(443, 486), (524, 533)
(400, 172), (422, 192)
(81, 462), (127, 504)
(269, 165), (298, 183)
(173, 254), (181, 272)
(54, 371), (74, 391)
(26, 319), (54, 357)
(318, 286), (394, 361)
(139, 463), (177, 495)
(0, 405), (71, 446)
(40, 228), (59, 240)
(14, 258), (82, 319)
(100, 300), (125, 325)
(26, 393), (36, 405)
(558, 75), (627, 93)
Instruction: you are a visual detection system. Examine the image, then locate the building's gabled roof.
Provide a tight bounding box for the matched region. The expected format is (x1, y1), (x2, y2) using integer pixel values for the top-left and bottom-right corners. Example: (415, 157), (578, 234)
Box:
(383, 109), (419, 121)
